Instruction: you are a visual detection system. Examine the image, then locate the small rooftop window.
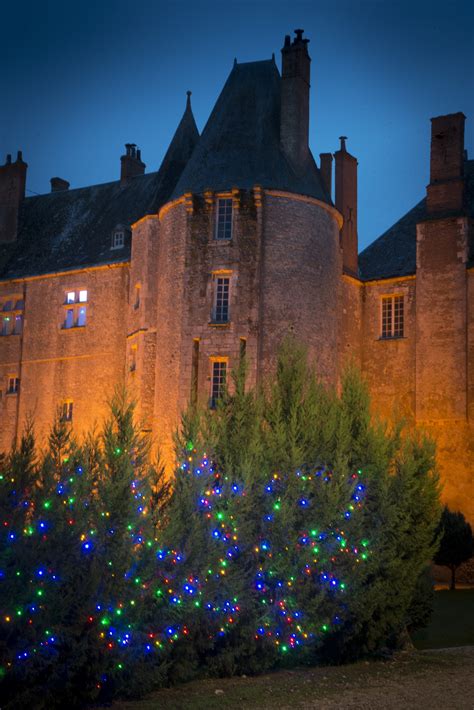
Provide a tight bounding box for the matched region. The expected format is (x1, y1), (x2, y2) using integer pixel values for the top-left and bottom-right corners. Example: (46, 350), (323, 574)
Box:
(111, 231), (125, 250)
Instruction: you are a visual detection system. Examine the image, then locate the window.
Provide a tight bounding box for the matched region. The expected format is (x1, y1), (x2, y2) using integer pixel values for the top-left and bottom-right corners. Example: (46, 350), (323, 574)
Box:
(112, 231), (125, 249)
(239, 337), (247, 361)
(14, 314), (23, 335)
(215, 198), (233, 240)
(1, 316), (11, 336)
(0, 295), (24, 336)
(61, 401), (73, 422)
(210, 359), (227, 408)
(191, 339), (200, 406)
(134, 284), (141, 310)
(63, 290), (88, 328)
(212, 276), (230, 323)
(381, 295), (404, 339)
(7, 377), (19, 395)
(129, 345), (137, 372)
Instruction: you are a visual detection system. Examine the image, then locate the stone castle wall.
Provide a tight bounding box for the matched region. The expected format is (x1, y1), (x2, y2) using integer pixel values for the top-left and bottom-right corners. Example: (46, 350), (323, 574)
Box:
(0, 264), (128, 450)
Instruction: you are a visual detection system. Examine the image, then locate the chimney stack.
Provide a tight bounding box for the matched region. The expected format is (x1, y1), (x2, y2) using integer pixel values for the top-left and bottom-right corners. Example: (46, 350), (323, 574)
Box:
(120, 143), (146, 186)
(426, 112), (465, 213)
(0, 151), (27, 244)
(319, 152), (333, 199)
(335, 136), (358, 276)
(280, 29), (311, 170)
(50, 177), (70, 192)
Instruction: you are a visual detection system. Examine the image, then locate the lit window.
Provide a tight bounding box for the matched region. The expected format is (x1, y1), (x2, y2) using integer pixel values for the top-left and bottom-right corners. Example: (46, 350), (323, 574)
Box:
(1, 316), (11, 336)
(210, 359), (227, 408)
(381, 296), (404, 339)
(215, 198), (233, 240)
(0, 296), (25, 336)
(212, 276), (230, 323)
(112, 231), (125, 249)
(61, 401), (73, 422)
(7, 377), (19, 395)
(63, 290), (88, 328)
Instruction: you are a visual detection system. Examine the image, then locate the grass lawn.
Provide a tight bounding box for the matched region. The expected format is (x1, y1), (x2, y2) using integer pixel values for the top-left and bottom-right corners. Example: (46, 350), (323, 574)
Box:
(412, 589), (474, 649)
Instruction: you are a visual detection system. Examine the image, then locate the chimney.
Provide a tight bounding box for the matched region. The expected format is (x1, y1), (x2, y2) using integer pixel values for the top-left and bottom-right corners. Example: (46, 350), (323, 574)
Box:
(0, 151), (27, 244)
(120, 143), (146, 186)
(426, 112), (465, 213)
(319, 152), (333, 199)
(50, 177), (70, 192)
(335, 137), (358, 276)
(280, 29), (311, 170)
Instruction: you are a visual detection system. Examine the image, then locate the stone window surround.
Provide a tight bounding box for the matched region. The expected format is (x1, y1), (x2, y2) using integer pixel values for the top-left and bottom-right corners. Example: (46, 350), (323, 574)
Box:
(61, 289), (88, 330)
(380, 293), (405, 340)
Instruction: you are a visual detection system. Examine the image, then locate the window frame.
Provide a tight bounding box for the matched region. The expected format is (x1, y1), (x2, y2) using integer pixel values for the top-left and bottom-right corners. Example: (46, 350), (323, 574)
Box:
(0, 295), (24, 337)
(60, 400), (74, 422)
(215, 197), (233, 241)
(111, 230), (125, 250)
(211, 272), (231, 324)
(6, 376), (20, 395)
(380, 294), (404, 340)
(62, 290), (88, 329)
(209, 357), (228, 409)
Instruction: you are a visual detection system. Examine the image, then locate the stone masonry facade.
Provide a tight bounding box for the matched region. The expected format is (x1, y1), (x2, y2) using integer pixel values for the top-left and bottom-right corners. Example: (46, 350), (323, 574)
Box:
(0, 32), (472, 521)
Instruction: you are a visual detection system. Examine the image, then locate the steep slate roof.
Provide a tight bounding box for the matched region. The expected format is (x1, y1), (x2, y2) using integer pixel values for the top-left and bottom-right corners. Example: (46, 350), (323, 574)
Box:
(0, 99), (199, 281)
(172, 59), (330, 203)
(359, 158), (474, 280)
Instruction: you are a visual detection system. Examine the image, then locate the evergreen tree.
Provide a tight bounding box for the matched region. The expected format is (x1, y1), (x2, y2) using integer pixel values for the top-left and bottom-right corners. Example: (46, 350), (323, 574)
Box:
(434, 506), (473, 590)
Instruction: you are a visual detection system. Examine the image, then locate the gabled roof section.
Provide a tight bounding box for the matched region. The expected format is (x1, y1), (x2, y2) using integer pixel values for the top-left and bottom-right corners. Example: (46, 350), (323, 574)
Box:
(359, 158), (474, 281)
(0, 97), (200, 281)
(172, 59), (330, 203)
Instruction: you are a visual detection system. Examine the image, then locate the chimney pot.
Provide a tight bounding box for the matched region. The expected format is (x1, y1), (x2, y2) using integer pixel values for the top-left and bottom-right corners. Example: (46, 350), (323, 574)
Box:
(120, 143), (146, 186)
(426, 112), (465, 213)
(0, 150), (27, 243)
(280, 30), (311, 170)
(335, 140), (358, 275)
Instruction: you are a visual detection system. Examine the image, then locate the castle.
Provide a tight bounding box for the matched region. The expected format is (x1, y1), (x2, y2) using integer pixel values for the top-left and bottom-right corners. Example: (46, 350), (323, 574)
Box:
(0, 31), (472, 521)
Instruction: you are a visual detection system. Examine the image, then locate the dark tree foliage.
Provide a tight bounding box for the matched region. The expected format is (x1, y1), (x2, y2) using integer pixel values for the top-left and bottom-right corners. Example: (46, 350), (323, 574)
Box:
(434, 506), (473, 590)
(0, 347), (442, 706)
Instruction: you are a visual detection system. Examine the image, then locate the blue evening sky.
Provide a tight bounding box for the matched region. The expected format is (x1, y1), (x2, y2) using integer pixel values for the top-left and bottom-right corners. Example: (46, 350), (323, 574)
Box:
(1, 0), (473, 250)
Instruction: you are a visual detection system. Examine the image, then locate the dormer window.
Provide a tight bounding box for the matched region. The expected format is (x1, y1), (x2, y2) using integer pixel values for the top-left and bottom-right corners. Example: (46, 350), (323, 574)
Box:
(112, 230), (125, 250)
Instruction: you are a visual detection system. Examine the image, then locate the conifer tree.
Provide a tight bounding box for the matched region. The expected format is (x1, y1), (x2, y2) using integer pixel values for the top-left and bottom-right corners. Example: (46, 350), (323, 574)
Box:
(434, 506), (473, 590)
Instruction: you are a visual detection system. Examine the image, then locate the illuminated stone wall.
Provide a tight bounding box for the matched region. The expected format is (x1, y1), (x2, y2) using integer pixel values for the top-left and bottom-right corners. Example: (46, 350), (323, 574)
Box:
(0, 265), (128, 450)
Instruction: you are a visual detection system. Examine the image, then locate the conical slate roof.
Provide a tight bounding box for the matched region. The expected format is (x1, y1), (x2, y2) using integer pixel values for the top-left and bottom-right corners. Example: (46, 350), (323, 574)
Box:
(172, 59), (330, 203)
(0, 98), (200, 280)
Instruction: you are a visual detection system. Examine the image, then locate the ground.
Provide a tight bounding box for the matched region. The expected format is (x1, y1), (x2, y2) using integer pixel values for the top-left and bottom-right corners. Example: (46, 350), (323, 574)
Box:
(112, 648), (474, 709)
(111, 591), (474, 710)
